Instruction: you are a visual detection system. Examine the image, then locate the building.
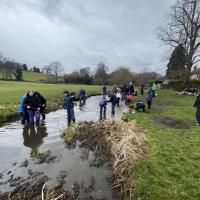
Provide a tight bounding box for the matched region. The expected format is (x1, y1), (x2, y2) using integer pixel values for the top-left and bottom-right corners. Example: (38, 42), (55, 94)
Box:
(190, 67), (200, 80)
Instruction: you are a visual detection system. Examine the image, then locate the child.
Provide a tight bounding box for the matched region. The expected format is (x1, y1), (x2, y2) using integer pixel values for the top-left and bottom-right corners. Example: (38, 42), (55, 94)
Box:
(108, 88), (118, 117)
(116, 89), (122, 107)
(126, 93), (134, 106)
(64, 90), (76, 126)
(152, 82), (157, 98)
(26, 91), (41, 125)
(136, 99), (146, 112)
(19, 94), (29, 124)
(79, 88), (87, 106)
(35, 92), (47, 120)
(194, 94), (200, 126)
(99, 96), (107, 120)
(147, 89), (153, 109)
(102, 86), (107, 97)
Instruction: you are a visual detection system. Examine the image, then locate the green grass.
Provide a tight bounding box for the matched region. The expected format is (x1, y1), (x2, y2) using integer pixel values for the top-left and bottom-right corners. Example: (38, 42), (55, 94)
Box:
(22, 70), (47, 82)
(0, 70), (47, 82)
(126, 90), (200, 200)
(0, 81), (102, 124)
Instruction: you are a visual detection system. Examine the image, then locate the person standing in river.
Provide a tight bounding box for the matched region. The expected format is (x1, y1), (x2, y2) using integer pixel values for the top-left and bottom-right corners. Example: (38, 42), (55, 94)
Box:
(79, 88), (87, 106)
(64, 90), (76, 126)
(35, 92), (47, 120)
(19, 94), (29, 124)
(25, 91), (41, 125)
(108, 87), (118, 117)
(194, 93), (200, 126)
(99, 95), (107, 120)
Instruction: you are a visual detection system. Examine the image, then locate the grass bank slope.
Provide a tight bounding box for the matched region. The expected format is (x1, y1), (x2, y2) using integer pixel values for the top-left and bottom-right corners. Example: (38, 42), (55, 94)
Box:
(127, 90), (200, 200)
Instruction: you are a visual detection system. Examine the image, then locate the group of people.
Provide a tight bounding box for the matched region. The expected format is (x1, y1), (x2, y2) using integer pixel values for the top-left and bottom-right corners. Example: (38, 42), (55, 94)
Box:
(19, 91), (46, 125)
(19, 81), (200, 127)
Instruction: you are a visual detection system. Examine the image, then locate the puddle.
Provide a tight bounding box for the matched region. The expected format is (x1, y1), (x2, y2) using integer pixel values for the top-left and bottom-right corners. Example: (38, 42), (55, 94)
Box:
(154, 116), (191, 129)
(0, 96), (126, 199)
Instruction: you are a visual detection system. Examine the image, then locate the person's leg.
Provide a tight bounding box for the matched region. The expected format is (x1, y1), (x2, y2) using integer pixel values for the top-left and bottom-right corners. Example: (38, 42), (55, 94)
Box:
(196, 107), (200, 124)
(100, 106), (103, 120)
(28, 110), (34, 124)
(142, 105), (146, 112)
(83, 98), (86, 105)
(35, 110), (40, 124)
(104, 106), (106, 119)
(67, 109), (71, 126)
(148, 101), (151, 109)
(20, 112), (25, 124)
(70, 108), (75, 123)
(111, 103), (115, 116)
(117, 98), (120, 107)
(40, 107), (45, 120)
(24, 111), (29, 123)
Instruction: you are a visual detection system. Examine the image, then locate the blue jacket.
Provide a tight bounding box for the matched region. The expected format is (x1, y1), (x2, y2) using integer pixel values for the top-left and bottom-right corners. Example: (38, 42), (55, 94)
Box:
(19, 96), (27, 113)
(64, 94), (74, 110)
(147, 91), (153, 102)
(79, 89), (86, 99)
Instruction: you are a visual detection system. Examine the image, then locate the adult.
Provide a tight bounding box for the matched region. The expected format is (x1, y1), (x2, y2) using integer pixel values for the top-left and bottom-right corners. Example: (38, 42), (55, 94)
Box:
(140, 83), (145, 96)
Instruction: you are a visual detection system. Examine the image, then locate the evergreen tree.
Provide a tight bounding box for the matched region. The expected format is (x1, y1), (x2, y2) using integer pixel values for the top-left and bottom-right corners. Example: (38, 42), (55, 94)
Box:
(166, 44), (187, 80)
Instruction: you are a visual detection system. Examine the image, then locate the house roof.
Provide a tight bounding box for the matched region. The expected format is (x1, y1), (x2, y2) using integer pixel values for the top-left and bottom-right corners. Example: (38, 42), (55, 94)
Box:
(191, 68), (200, 75)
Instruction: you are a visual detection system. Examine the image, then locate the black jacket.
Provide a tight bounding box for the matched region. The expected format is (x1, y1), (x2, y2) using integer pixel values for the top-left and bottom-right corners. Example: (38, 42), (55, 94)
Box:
(194, 95), (200, 108)
(39, 95), (47, 107)
(26, 95), (41, 110)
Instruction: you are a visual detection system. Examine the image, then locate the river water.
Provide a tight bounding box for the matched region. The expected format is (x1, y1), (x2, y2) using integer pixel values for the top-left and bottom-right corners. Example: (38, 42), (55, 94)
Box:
(0, 96), (127, 199)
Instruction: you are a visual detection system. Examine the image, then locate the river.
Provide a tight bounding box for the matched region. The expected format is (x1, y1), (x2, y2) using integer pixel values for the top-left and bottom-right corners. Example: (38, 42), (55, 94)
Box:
(0, 96), (127, 199)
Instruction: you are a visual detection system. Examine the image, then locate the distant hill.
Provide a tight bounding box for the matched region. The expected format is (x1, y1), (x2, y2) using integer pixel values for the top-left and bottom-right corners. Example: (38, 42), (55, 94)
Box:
(0, 70), (47, 82)
(22, 70), (47, 82)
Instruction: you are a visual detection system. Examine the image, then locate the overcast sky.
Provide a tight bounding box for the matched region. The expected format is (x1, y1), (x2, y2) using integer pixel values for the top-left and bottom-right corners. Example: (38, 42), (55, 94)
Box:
(0, 0), (176, 74)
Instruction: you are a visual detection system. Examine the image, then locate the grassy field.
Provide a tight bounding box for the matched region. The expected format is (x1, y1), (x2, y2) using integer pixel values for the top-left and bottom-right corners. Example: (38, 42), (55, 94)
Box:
(127, 90), (200, 200)
(0, 81), (102, 124)
(22, 71), (47, 82)
(0, 70), (48, 82)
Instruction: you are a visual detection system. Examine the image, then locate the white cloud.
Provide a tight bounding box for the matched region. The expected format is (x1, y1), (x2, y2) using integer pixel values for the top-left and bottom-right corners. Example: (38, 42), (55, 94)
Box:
(0, 0), (176, 74)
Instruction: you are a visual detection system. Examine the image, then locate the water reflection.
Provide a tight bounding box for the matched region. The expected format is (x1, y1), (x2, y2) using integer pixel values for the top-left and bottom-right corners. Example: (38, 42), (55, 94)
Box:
(22, 124), (48, 152)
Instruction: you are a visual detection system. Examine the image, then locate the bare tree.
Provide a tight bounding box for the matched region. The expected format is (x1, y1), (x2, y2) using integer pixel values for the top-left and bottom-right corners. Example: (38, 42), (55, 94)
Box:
(159, 0), (200, 84)
(48, 61), (64, 83)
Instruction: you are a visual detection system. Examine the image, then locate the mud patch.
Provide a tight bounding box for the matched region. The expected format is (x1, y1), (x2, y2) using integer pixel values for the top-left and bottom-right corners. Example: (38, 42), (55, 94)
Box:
(0, 171), (109, 200)
(154, 116), (191, 129)
(30, 150), (57, 164)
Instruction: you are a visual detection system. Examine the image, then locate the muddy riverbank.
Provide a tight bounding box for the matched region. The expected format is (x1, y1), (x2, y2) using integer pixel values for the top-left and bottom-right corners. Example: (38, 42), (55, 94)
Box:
(0, 96), (128, 199)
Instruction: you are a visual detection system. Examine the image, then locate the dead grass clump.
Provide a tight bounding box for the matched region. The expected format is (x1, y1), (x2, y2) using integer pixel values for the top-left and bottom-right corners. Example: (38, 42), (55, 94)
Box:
(94, 119), (148, 193)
